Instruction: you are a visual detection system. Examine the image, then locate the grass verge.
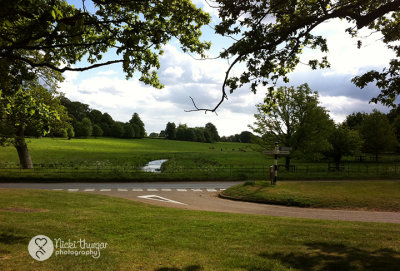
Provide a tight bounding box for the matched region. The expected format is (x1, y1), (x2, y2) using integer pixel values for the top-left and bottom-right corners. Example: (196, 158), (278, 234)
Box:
(220, 180), (400, 211)
(0, 189), (400, 270)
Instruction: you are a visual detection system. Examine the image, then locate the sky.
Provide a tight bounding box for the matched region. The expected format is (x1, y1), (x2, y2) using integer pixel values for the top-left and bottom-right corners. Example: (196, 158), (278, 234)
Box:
(60, 0), (395, 136)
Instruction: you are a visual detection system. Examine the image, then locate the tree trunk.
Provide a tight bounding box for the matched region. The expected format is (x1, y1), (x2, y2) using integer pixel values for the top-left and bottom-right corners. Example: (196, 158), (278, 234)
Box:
(14, 126), (33, 169)
(285, 156), (291, 171)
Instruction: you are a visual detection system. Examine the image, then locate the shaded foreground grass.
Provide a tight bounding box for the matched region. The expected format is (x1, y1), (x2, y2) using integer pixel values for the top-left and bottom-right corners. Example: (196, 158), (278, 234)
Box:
(0, 189), (399, 270)
(221, 181), (400, 211)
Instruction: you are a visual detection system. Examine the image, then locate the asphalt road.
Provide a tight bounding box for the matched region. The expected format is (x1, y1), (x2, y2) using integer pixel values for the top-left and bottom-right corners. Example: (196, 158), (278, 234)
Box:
(2, 181), (400, 224)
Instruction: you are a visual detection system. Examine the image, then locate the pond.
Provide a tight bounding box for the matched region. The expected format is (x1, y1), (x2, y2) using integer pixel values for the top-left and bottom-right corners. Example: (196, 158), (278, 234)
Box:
(141, 159), (168, 173)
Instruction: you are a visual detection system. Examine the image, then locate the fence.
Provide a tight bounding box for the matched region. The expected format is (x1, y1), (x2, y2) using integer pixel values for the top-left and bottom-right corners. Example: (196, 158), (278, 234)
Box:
(1, 163), (400, 181)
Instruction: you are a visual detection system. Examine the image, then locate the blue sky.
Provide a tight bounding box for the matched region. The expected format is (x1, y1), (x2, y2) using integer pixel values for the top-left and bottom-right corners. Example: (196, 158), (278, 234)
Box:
(60, 0), (394, 136)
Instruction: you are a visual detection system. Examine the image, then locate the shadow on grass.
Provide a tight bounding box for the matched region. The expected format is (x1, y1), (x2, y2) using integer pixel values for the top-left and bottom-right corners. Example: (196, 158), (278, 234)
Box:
(0, 232), (28, 244)
(155, 265), (202, 271)
(260, 242), (400, 271)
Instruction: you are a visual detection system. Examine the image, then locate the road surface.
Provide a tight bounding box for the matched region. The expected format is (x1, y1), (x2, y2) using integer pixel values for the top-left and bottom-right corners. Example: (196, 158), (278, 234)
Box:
(1, 181), (399, 224)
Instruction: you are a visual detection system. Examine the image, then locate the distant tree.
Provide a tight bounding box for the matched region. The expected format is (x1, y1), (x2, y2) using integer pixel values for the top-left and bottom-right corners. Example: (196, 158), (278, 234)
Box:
(250, 84), (334, 168)
(123, 123), (135, 139)
(343, 112), (368, 130)
(165, 122), (177, 140)
(239, 131), (253, 143)
(67, 126), (75, 140)
(392, 115), (400, 145)
(193, 128), (206, 142)
(100, 113), (114, 137)
(159, 130), (166, 138)
(92, 124), (103, 138)
(360, 110), (398, 160)
(129, 113), (145, 138)
(149, 132), (159, 138)
(176, 124), (188, 141)
(111, 122), (125, 138)
(75, 118), (93, 138)
(326, 125), (362, 169)
(88, 109), (103, 125)
(60, 97), (90, 124)
(205, 123), (220, 142)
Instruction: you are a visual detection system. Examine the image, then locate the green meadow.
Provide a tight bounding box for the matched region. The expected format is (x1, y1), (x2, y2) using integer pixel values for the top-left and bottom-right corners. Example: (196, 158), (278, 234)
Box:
(1, 189), (399, 271)
(1, 137), (400, 181)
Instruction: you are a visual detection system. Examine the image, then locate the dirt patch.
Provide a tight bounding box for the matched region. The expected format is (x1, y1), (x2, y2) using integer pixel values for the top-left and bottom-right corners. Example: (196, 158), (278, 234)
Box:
(0, 207), (48, 213)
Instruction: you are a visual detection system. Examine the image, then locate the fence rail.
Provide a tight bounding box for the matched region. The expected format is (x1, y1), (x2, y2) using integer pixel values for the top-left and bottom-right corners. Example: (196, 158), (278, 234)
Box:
(1, 163), (400, 181)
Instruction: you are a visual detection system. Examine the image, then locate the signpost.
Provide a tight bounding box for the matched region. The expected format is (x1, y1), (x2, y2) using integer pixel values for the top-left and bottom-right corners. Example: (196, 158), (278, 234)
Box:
(263, 143), (291, 185)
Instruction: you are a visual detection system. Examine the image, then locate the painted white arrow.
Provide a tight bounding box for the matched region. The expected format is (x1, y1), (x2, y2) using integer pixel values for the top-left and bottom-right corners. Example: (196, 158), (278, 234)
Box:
(137, 195), (187, 205)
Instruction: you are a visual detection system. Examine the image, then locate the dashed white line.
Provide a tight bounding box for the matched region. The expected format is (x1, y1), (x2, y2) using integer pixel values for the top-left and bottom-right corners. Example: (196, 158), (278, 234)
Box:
(118, 188), (128, 191)
(191, 189), (202, 192)
(84, 189), (95, 192)
(206, 189), (217, 192)
(52, 189), (63, 191)
(220, 189), (226, 191)
(100, 189), (111, 192)
(132, 188), (143, 191)
(147, 188), (159, 192)
(67, 189), (79, 192)
(176, 189), (187, 192)
(161, 188), (172, 191)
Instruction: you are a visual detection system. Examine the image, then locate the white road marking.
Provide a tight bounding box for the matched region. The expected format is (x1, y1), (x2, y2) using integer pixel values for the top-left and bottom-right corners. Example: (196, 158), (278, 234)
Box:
(176, 189), (187, 192)
(161, 189), (172, 191)
(207, 189), (217, 192)
(52, 189), (63, 191)
(191, 189), (202, 192)
(220, 189), (226, 191)
(118, 188), (128, 191)
(100, 189), (111, 192)
(132, 188), (143, 191)
(67, 189), (79, 192)
(84, 189), (95, 192)
(147, 188), (158, 191)
(137, 195), (186, 205)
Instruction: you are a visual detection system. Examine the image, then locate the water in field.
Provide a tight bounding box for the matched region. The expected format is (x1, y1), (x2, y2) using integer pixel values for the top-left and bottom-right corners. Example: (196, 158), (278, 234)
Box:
(141, 159), (167, 173)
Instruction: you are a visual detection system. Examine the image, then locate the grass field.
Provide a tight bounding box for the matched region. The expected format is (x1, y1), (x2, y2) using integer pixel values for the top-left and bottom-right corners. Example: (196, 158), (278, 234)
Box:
(0, 189), (400, 270)
(1, 137), (400, 181)
(221, 181), (400, 211)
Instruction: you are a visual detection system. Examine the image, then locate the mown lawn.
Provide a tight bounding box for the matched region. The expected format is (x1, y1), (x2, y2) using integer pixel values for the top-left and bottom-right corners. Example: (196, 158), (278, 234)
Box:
(0, 189), (399, 271)
(0, 137), (266, 167)
(221, 181), (400, 211)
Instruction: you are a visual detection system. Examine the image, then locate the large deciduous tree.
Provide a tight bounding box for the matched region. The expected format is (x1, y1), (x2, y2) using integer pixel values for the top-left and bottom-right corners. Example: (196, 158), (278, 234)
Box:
(359, 110), (398, 160)
(326, 125), (362, 169)
(1, 0), (211, 168)
(0, 78), (67, 168)
(250, 84), (334, 168)
(205, 0), (400, 111)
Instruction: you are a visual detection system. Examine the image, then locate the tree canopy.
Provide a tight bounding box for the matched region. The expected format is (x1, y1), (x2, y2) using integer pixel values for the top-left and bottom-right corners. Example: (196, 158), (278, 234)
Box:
(206, 0), (400, 111)
(250, 84), (334, 165)
(1, 0), (211, 88)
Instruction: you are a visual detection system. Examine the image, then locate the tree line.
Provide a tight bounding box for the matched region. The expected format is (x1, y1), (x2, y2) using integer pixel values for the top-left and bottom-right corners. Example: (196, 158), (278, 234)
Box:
(61, 97), (146, 139)
(251, 84), (399, 170)
(157, 122), (220, 143)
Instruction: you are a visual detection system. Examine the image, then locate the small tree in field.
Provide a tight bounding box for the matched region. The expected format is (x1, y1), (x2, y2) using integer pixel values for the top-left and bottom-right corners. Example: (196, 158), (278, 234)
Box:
(327, 125), (362, 169)
(360, 110), (398, 160)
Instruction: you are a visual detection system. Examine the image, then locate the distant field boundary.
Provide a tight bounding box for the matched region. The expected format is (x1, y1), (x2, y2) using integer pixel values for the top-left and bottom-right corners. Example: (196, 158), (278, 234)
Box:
(1, 163), (400, 182)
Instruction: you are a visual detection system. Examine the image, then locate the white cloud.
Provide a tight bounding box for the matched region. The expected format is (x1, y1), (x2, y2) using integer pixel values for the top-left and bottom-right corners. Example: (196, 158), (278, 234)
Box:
(59, 20), (394, 136)
(96, 70), (117, 76)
